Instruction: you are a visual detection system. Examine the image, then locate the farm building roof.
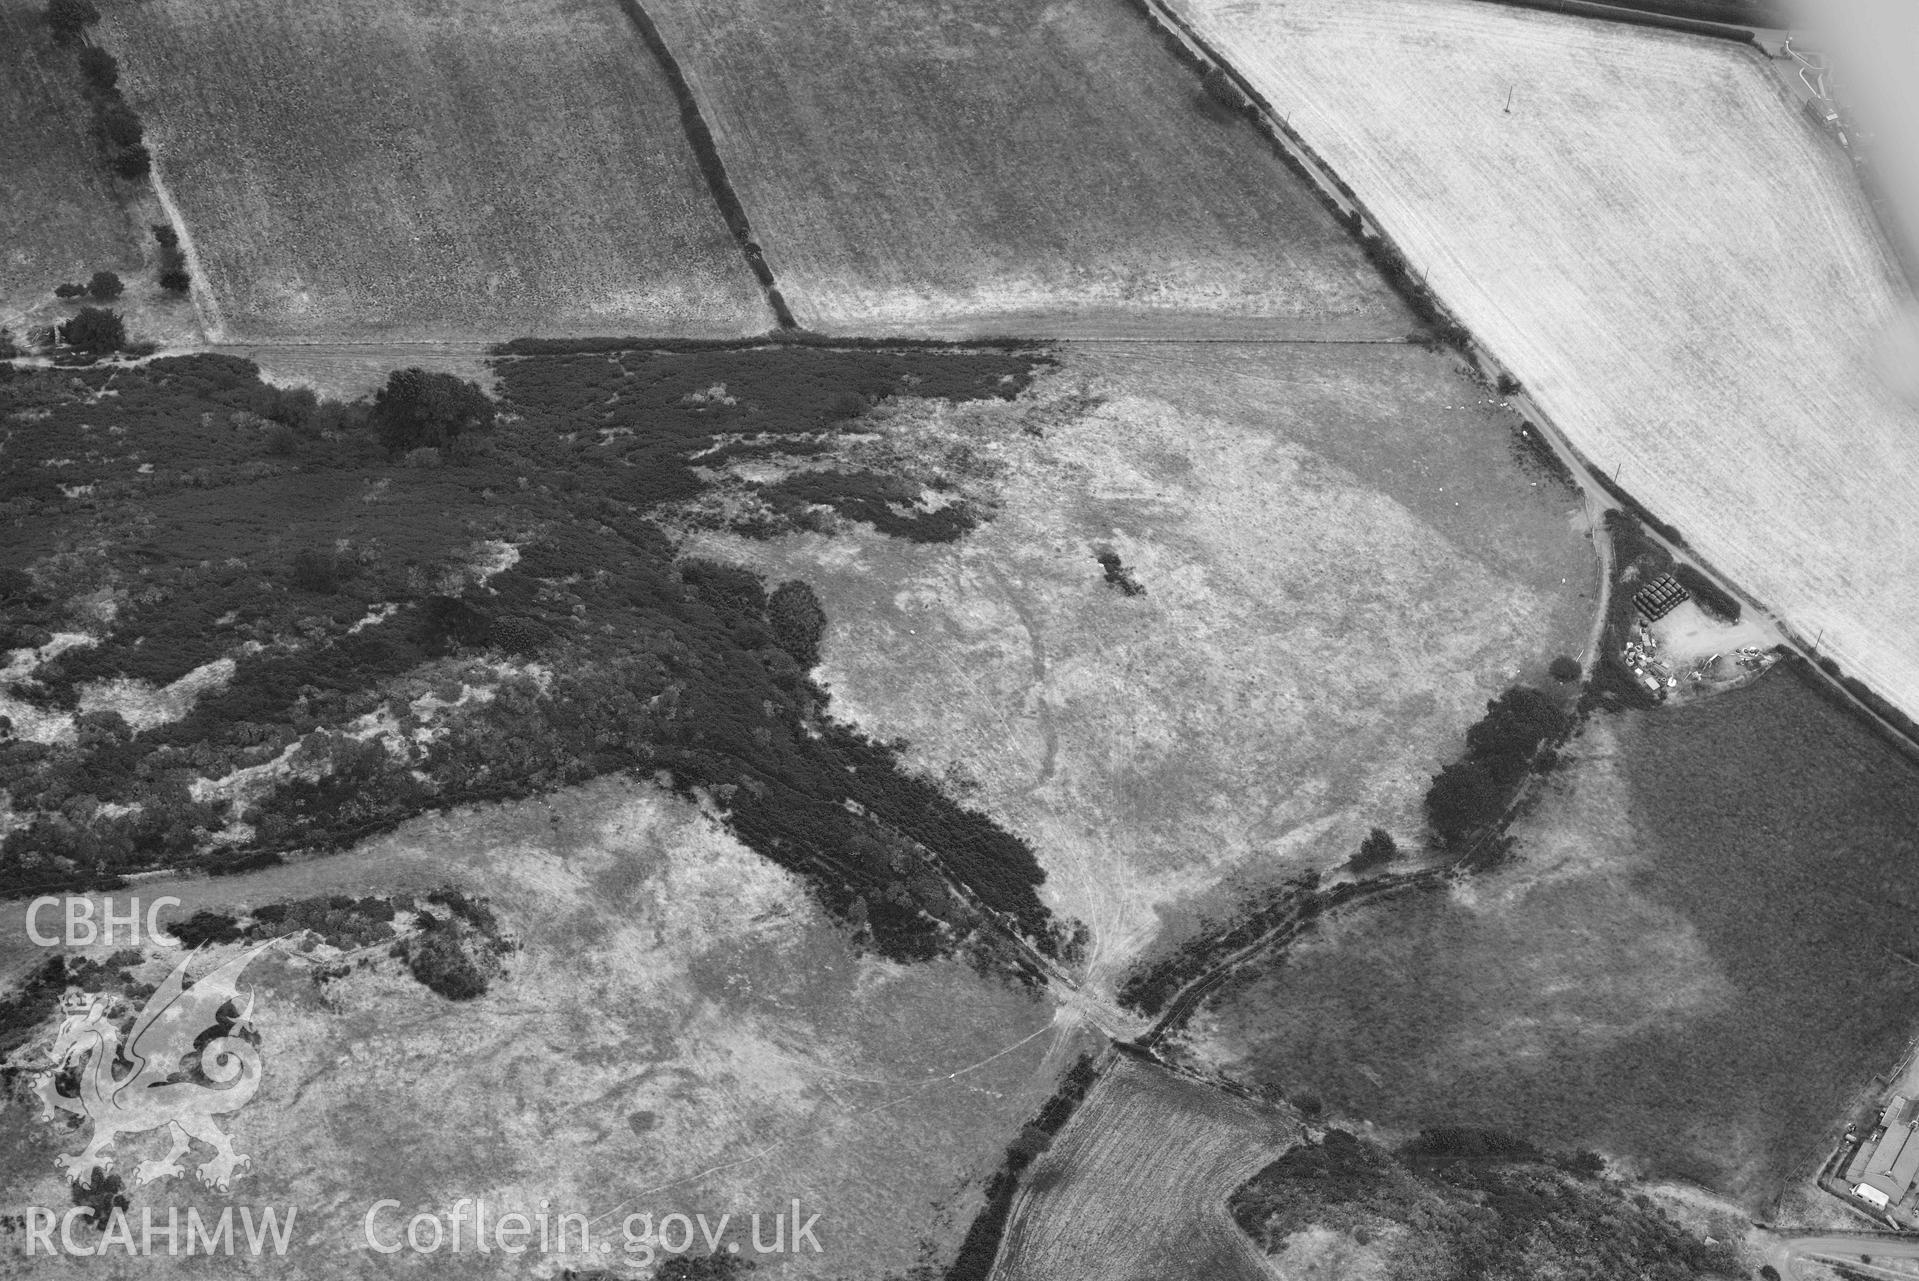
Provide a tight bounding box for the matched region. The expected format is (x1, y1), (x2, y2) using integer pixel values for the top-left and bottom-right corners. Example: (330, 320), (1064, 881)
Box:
(1861, 1122), (1919, 1201)
(1633, 574), (1690, 621)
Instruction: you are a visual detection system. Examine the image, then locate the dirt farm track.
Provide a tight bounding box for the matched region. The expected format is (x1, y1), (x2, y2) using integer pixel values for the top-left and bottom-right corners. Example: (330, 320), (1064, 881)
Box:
(1176, 0), (1919, 725)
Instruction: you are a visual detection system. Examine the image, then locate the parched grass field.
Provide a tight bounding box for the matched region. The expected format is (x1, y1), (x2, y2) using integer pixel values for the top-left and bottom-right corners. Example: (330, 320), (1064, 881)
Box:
(992, 1054), (1296, 1281)
(1176, 0), (1919, 721)
(0, 0), (147, 326)
(1192, 663), (1919, 1211)
(687, 343), (1597, 993)
(102, 0), (769, 341)
(641, 0), (1410, 337)
(0, 776), (1079, 1278)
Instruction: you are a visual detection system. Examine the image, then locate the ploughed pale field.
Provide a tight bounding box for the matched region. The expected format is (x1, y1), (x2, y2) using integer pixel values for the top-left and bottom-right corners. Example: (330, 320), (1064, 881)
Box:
(1177, 0), (1919, 721)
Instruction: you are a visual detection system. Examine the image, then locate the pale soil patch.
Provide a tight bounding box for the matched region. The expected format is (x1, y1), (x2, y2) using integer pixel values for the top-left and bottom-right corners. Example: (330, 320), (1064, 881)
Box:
(1176, 0), (1919, 721)
(1261, 1225), (1400, 1281)
(0, 632), (97, 744)
(0, 776), (1076, 1279)
(103, 0), (767, 341)
(74, 657), (234, 732)
(992, 1054), (1296, 1281)
(645, 0), (1408, 336)
(688, 344), (1594, 994)
(1649, 598), (1779, 663)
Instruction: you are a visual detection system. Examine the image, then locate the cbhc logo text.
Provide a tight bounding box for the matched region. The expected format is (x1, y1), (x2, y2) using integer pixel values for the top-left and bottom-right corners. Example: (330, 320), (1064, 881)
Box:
(27, 897), (181, 947)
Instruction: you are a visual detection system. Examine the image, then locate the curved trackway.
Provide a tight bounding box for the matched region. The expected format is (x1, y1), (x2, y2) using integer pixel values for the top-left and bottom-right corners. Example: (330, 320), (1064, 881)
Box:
(1772, 1232), (1919, 1278)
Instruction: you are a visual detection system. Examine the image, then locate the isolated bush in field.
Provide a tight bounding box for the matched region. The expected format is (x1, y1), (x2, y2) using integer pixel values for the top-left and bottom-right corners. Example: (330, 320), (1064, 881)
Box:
(1350, 827), (1399, 871)
(401, 918), (488, 1000)
(58, 306), (125, 354)
(86, 270), (122, 301)
(157, 266), (191, 294)
(1548, 655), (1582, 683)
(768, 579), (827, 668)
(54, 282), (87, 299)
(77, 46), (117, 92)
(150, 223), (178, 249)
(45, 0), (99, 42)
(370, 368), (495, 454)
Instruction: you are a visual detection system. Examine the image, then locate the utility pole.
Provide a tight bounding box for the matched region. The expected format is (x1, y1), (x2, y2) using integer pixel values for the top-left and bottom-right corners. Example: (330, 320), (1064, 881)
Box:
(1504, 85), (1514, 114)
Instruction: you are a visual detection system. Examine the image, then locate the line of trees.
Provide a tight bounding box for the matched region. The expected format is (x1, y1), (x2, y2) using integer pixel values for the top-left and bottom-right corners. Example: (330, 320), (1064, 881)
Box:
(152, 223), (190, 294)
(46, 0), (152, 182)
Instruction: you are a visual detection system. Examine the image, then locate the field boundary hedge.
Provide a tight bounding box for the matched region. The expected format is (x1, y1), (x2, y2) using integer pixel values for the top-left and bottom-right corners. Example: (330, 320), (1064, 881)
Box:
(607, 0), (796, 330)
(942, 1053), (1104, 1281)
(1463, 0), (1765, 46)
(491, 333), (1054, 357)
(1125, 0), (1471, 352)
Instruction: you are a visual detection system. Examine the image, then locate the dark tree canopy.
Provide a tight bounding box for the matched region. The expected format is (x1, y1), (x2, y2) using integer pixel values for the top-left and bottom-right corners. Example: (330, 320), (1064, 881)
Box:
(1548, 655), (1582, 684)
(1464, 687), (1565, 763)
(768, 579), (827, 669)
(97, 103), (142, 148)
(1350, 826), (1399, 871)
(110, 143), (150, 181)
(157, 266), (191, 294)
(1425, 686), (1567, 846)
(76, 46), (117, 91)
(86, 270), (123, 301)
(58, 306), (125, 354)
(370, 368), (496, 454)
(46, 0), (100, 42)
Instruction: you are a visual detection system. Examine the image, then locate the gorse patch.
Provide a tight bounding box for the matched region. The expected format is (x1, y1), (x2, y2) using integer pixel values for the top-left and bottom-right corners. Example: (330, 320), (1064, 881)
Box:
(0, 344), (1061, 972)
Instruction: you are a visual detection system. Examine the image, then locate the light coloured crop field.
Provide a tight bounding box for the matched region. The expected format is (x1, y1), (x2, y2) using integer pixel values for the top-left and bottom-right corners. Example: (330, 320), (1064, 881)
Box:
(1174, 0), (1919, 721)
(992, 1054), (1296, 1281)
(102, 0), (770, 341)
(687, 343), (1597, 995)
(642, 0), (1410, 337)
(0, 777), (1076, 1278)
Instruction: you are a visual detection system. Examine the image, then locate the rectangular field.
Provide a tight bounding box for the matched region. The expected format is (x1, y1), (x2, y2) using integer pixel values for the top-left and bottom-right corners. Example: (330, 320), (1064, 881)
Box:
(104, 0), (770, 341)
(993, 1055), (1296, 1281)
(641, 0), (1411, 337)
(1177, 0), (1919, 722)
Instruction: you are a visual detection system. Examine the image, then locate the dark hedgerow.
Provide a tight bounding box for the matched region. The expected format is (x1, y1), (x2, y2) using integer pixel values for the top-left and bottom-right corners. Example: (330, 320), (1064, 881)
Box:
(1672, 563), (1741, 622)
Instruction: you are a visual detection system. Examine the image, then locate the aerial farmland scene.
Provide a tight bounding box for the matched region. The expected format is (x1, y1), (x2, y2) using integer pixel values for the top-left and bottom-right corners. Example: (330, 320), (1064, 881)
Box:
(2, 0), (1917, 1275)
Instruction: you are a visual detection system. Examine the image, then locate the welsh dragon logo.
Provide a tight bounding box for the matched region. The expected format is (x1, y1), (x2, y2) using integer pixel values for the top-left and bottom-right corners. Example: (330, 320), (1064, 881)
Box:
(32, 943), (274, 1192)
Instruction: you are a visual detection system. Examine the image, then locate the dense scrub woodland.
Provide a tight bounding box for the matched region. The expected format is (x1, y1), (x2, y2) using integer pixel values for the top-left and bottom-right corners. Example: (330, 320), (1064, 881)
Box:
(0, 345), (1066, 971)
(1231, 1127), (1741, 1281)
